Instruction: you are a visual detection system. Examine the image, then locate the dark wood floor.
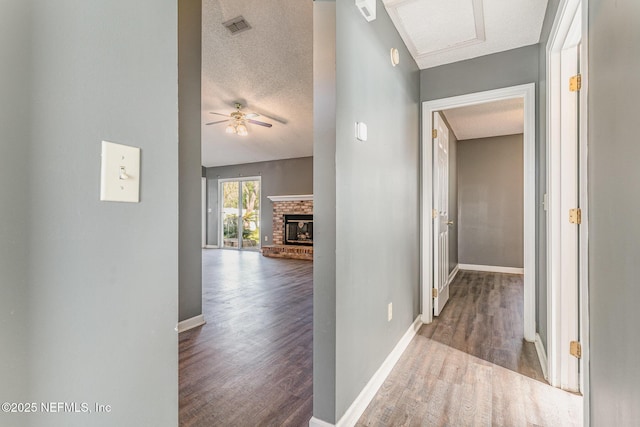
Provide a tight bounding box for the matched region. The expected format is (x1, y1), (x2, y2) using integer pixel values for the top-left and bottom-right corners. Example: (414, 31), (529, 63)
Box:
(179, 249), (313, 427)
(357, 271), (582, 426)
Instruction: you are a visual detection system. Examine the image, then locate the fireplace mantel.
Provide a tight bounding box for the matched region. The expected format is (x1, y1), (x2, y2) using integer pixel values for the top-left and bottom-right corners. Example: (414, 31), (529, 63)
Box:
(267, 194), (313, 202)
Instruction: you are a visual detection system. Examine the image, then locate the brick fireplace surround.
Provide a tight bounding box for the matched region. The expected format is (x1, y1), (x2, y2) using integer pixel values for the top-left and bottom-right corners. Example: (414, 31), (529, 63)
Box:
(262, 195), (313, 261)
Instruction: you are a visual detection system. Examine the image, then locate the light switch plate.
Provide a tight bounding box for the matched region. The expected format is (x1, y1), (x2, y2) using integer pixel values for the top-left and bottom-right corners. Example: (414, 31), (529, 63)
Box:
(100, 141), (140, 203)
(356, 122), (368, 141)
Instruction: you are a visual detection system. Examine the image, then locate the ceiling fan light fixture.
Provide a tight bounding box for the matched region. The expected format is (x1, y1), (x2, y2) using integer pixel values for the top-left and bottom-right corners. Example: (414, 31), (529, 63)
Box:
(236, 123), (248, 136)
(225, 124), (236, 134)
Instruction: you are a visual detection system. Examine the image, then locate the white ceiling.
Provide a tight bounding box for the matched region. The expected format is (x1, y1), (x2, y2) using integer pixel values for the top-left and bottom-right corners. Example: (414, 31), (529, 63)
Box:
(442, 98), (524, 141)
(383, 0), (548, 69)
(201, 0), (313, 167)
(201, 0), (547, 167)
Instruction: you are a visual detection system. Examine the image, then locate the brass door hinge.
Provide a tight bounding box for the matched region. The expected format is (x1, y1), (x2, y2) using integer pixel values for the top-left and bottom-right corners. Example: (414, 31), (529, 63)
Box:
(432, 288), (438, 298)
(569, 74), (582, 92)
(432, 129), (437, 138)
(570, 341), (582, 359)
(432, 209), (438, 219)
(569, 208), (582, 224)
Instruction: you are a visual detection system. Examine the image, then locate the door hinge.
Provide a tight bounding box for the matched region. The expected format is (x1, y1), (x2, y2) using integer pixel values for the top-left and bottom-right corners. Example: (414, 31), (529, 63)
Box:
(432, 209), (438, 219)
(569, 74), (582, 92)
(569, 208), (582, 224)
(432, 129), (437, 138)
(432, 288), (438, 298)
(570, 341), (582, 359)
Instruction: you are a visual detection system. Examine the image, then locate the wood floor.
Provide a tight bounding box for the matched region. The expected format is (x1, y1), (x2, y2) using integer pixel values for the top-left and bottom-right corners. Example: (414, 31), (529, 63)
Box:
(357, 270), (583, 426)
(179, 249), (313, 427)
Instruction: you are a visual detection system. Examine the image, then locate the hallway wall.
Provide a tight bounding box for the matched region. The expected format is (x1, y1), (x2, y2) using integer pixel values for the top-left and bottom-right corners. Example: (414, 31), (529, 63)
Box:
(313, 0), (421, 422)
(0, 1), (179, 426)
(588, 0), (640, 424)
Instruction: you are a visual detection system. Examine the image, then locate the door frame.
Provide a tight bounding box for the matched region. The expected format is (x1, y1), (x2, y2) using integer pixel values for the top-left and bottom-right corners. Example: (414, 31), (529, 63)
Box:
(421, 83), (536, 343)
(218, 176), (262, 250)
(546, 0), (589, 412)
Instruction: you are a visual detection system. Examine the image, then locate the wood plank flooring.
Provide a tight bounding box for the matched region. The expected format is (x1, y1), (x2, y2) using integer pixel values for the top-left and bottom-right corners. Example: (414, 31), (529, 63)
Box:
(356, 271), (583, 426)
(179, 249), (313, 427)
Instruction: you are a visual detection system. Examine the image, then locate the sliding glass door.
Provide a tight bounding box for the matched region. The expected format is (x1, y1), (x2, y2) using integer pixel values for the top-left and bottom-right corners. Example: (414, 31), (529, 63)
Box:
(220, 178), (261, 250)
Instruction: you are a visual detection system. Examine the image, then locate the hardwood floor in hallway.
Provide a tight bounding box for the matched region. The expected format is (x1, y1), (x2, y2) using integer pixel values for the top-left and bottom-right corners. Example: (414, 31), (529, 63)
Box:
(357, 271), (582, 426)
(179, 249), (313, 427)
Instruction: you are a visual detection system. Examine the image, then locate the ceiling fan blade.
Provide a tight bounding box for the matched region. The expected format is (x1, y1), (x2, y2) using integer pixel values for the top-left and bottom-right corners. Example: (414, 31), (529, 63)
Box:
(209, 112), (230, 117)
(247, 119), (273, 128)
(244, 113), (259, 119)
(205, 119), (230, 125)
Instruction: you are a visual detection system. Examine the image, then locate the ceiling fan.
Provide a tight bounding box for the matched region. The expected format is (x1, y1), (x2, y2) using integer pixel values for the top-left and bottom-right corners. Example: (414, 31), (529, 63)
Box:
(206, 103), (272, 136)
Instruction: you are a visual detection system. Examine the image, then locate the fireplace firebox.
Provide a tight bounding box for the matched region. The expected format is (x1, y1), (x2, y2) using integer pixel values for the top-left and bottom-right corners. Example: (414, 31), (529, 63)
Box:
(284, 214), (313, 246)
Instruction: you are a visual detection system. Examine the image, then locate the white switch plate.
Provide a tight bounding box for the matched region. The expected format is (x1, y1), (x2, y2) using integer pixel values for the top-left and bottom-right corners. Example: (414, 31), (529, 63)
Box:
(100, 141), (140, 203)
(355, 122), (368, 141)
(388, 302), (393, 322)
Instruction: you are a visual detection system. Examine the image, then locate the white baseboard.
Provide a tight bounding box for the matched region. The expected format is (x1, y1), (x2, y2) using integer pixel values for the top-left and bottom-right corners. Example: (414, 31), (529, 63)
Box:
(309, 417), (336, 427)
(204, 245), (218, 249)
(447, 264), (460, 285)
(458, 264), (524, 275)
(336, 316), (422, 427)
(176, 314), (205, 333)
(535, 333), (549, 380)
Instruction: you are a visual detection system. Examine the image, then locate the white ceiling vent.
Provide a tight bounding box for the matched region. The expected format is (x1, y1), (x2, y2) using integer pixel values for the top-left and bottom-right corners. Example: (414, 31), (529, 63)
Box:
(222, 16), (251, 35)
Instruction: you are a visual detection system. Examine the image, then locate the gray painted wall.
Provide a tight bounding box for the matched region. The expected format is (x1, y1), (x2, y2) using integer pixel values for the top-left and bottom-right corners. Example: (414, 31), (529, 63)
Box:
(314, 1), (420, 422)
(179, 0), (203, 322)
(589, 1), (640, 424)
(0, 1), (179, 426)
(457, 135), (524, 268)
(205, 157), (313, 246)
(420, 45), (545, 341)
(313, 1), (337, 422)
(0, 0), (30, 411)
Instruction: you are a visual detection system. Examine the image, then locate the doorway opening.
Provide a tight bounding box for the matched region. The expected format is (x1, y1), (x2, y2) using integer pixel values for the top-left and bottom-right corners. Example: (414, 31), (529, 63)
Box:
(421, 84), (537, 345)
(218, 177), (261, 250)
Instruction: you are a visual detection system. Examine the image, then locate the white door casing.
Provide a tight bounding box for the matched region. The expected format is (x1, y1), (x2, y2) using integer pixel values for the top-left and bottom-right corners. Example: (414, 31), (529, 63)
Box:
(421, 84), (536, 344)
(433, 112), (450, 316)
(547, 0), (586, 395)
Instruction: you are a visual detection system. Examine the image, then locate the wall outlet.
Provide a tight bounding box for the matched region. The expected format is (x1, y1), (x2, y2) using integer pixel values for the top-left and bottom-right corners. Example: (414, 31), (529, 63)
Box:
(387, 302), (393, 322)
(264, 235), (268, 242)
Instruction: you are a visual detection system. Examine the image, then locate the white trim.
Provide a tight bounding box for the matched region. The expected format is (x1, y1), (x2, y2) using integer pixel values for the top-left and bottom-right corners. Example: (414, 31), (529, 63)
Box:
(267, 194), (314, 202)
(334, 316), (422, 427)
(535, 333), (549, 380)
(176, 314), (205, 333)
(421, 84), (536, 343)
(546, 0), (588, 396)
(204, 245), (219, 249)
(309, 417), (335, 427)
(458, 264), (524, 275)
(447, 264), (460, 285)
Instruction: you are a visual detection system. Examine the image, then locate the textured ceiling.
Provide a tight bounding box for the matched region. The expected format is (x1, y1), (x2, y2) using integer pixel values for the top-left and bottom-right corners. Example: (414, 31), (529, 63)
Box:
(383, 0), (548, 69)
(201, 0), (313, 167)
(442, 98), (524, 141)
(201, 0), (545, 166)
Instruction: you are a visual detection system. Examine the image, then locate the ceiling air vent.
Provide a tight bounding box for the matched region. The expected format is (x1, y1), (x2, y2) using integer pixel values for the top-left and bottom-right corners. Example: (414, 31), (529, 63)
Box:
(222, 16), (251, 35)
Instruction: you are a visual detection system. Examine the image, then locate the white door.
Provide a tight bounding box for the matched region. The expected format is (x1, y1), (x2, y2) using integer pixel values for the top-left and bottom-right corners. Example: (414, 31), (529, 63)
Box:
(433, 112), (450, 316)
